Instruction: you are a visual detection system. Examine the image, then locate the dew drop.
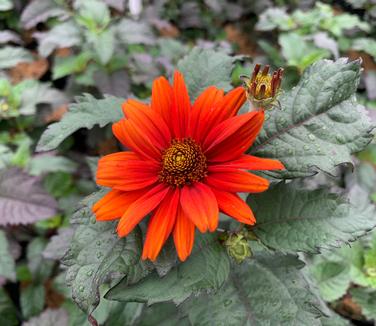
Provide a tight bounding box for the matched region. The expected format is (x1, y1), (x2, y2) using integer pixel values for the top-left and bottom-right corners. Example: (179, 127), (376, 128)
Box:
(90, 216), (96, 224)
(224, 299), (232, 307)
(96, 251), (103, 259)
(79, 285), (84, 292)
(308, 134), (315, 141)
(87, 270), (93, 276)
(96, 240), (101, 246)
(303, 145), (310, 151)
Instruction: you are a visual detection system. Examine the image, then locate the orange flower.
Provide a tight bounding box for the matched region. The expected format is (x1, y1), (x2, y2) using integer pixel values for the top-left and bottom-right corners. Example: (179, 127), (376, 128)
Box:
(93, 71), (284, 262)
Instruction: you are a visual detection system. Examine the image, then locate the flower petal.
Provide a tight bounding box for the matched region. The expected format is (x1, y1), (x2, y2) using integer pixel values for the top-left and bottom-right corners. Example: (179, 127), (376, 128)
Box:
(206, 170), (269, 193)
(171, 70), (191, 138)
(121, 99), (149, 116)
(112, 118), (161, 161)
(122, 99), (171, 150)
(205, 111), (264, 162)
(93, 189), (146, 221)
(209, 155), (285, 171)
(211, 188), (255, 225)
(117, 183), (170, 237)
(190, 86), (224, 141)
(142, 188), (180, 261)
(173, 206), (195, 261)
(96, 152), (159, 191)
(180, 182), (218, 232)
(151, 76), (173, 125)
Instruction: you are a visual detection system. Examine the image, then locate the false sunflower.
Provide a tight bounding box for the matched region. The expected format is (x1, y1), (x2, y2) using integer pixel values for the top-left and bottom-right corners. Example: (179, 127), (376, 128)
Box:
(93, 71), (284, 262)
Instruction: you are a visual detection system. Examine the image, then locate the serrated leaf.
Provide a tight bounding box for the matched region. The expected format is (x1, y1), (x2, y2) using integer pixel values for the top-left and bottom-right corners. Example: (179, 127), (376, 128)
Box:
(61, 220), (143, 313)
(106, 233), (230, 305)
(181, 251), (324, 326)
(71, 189), (109, 225)
(250, 182), (376, 254)
(0, 288), (18, 326)
(0, 230), (16, 281)
(350, 288), (376, 320)
(177, 47), (235, 101)
(21, 0), (68, 29)
(20, 284), (45, 319)
(37, 94), (123, 152)
(0, 46), (32, 69)
(251, 58), (374, 178)
(23, 308), (69, 326)
(0, 168), (57, 226)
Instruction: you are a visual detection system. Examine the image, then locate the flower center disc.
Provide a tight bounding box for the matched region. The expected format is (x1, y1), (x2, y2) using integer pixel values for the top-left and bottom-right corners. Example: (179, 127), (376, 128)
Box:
(159, 138), (207, 187)
(254, 75), (273, 99)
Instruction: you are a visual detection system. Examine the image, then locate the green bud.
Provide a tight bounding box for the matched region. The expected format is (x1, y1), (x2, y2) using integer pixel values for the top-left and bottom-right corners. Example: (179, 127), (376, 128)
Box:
(224, 233), (252, 264)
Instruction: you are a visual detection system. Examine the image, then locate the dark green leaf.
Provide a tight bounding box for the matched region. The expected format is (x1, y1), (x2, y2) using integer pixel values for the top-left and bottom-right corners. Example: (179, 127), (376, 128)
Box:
(251, 58), (374, 178)
(0, 288), (18, 326)
(250, 182), (376, 254)
(20, 284), (45, 319)
(62, 220), (143, 313)
(106, 233), (230, 305)
(181, 251), (324, 326)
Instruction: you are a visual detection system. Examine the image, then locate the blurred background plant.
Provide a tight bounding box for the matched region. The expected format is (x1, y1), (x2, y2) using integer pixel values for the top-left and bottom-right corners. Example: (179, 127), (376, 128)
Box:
(0, 0), (375, 325)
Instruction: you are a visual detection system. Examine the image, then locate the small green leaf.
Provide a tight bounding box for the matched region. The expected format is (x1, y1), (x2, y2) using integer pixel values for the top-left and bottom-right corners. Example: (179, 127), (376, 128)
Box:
(310, 241), (371, 301)
(0, 46), (32, 69)
(0, 230), (16, 281)
(37, 94), (123, 152)
(106, 233), (230, 305)
(177, 47), (235, 101)
(52, 52), (92, 80)
(250, 182), (376, 254)
(251, 58), (374, 178)
(20, 284), (45, 319)
(88, 27), (115, 65)
(0, 288), (18, 326)
(350, 288), (376, 320)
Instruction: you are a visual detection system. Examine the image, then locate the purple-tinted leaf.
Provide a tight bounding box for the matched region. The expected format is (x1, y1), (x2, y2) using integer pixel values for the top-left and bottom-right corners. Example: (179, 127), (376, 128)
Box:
(43, 227), (75, 260)
(313, 32), (339, 59)
(365, 71), (376, 100)
(104, 0), (125, 11)
(21, 0), (68, 29)
(94, 70), (130, 97)
(23, 308), (69, 326)
(0, 30), (22, 44)
(0, 168), (57, 226)
(116, 18), (155, 45)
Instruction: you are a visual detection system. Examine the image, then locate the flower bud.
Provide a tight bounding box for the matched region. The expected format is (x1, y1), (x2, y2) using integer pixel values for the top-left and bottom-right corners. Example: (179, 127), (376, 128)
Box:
(241, 64), (283, 111)
(224, 233), (252, 264)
